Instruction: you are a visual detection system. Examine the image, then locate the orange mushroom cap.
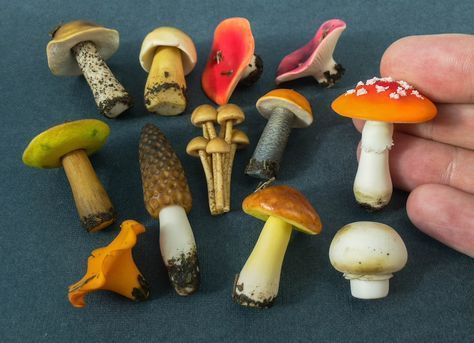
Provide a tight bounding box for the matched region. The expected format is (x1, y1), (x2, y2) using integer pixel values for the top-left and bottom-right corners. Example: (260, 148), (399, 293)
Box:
(331, 77), (437, 123)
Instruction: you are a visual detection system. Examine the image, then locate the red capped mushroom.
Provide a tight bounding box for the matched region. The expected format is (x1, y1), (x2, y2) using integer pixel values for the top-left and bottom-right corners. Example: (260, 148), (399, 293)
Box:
(202, 18), (263, 105)
(276, 19), (346, 87)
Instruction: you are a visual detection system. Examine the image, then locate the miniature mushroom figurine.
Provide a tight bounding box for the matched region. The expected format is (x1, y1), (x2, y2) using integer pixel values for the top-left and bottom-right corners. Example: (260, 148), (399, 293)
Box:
(139, 27), (197, 115)
(139, 124), (199, 295)
(245, 89), (313, 180)
(202, 17), (263, 105)
(331, 77), (437, 210)
(47, 20), (133, 118)
(68, 220), (150, 308)
(276, 19), (346, 87)
(22, 119), (115, 232)
(233, 185), (322, 308)
(329, 221), (408, 299)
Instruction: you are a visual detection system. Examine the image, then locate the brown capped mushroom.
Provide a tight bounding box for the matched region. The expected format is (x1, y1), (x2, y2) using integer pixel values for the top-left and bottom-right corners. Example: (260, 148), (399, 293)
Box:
(191, 104), (218, 139)
(47, 21), (132, 118)
(139, 124), (199, 295)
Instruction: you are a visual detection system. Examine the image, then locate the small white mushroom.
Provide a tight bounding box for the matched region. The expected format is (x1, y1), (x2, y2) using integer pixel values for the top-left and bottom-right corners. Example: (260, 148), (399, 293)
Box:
(329, 221), (408, 299)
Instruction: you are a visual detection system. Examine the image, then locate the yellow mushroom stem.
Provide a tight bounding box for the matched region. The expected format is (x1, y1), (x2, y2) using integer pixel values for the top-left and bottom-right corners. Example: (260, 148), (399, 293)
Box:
(198, 149), (217, 215)
(214, 152), (225, 212)
(61, 149), (114, 232)
(144, 46), (187, 115)
(233, 216), (292, 307)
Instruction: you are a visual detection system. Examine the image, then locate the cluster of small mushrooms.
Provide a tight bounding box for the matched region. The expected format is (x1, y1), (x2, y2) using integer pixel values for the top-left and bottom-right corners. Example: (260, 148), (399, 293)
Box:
(21, 15), (440, 308)
(187, 104), (249, 214)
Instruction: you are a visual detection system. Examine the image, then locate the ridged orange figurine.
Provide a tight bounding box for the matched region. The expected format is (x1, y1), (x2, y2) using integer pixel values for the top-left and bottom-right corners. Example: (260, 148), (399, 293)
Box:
(68, 220), (149, 308)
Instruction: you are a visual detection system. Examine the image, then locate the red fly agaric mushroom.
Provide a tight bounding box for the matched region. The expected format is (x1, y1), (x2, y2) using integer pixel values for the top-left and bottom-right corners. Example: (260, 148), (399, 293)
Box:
(245, 89), (313, 180)
(139, 124), (199, 295)
(331, 77), (437, 210)
(202, 17), (263, 105)
(233, 185), (322, 308)
(22, 119), (115, 232)
(47, 20), (133, 118)
(140, 27), (197, 116)
(276, 19), (346, 87)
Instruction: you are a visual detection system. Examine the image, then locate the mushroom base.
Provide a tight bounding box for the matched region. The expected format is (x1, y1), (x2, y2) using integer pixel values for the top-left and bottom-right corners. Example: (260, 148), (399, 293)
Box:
(245, 158), (279, 180)
(349, 279), (390, 299)
(81, 207), (116, 232)
(240, 54), (264, 86)
(318, 63), (345, 88)
(232, 274), (276, 308)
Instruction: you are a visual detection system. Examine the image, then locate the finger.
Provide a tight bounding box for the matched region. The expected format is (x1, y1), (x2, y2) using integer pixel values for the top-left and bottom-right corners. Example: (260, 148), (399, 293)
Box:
(380, 34), (474, 104)
(407, 184), (474, 257)
(353, 103), (474, 150)
(356, 132), (474, 193)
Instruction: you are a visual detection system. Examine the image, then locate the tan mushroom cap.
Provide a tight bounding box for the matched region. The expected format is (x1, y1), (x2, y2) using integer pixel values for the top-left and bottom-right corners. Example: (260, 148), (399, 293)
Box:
(243, 185), (322, 235)
(47, 20), (119, 76)
(206, 137), (230, 154)
(191, 105), (218, 127)
(256, 89), (313, 128)
(139, 27), (197, 75)
(22, 119), (110, 169)
(186, 137), (209, 157)
(216, 104), (245, 125)
(231, 130), (250, 148)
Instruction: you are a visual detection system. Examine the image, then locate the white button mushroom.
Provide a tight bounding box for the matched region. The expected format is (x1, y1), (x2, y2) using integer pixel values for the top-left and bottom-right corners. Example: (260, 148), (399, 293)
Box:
(329, 221), (408, 299)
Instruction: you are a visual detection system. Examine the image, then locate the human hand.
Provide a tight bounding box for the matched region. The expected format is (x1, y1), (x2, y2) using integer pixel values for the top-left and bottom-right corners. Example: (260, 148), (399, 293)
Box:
(353, 34), (474, 257)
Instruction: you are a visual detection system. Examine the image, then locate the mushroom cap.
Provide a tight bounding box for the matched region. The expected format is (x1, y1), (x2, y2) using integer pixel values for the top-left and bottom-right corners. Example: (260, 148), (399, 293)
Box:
(191, 104), (218, 127)
(47, 20), (119, 76)
(329, 221), (408, 276)
(231, 130), (250, 148)
(217, 104), (245, 125)
(242, 185), (322, 235)
(256, 89), (313, 128)
(206, 137), (230, 154)
(186, 137), (209, 157)
(201, 17), (256, 105)
(139, 26), (197, 75)
(276, 19), (346, 84)
(331, 77), (437, 123)
(22, 119), (110, 169)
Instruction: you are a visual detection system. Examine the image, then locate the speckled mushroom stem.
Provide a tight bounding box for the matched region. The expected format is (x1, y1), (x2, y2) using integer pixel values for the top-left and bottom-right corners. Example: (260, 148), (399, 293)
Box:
(72, 41), (132, 118)
(245, 107), (294, 180)
(61, 149), (115, 232)
(198, 150), (217, 215)
(233, 216), (292, 308)
(159, 205), (200, 295)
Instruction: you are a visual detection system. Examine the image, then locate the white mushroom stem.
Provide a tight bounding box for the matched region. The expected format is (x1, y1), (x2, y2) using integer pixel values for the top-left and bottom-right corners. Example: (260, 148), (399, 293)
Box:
(72, 41), (132, 118)
(345, 274), (393, 299)
(354, 121), (394, 210)
(233, 216), (292, 308)
(159, 205), (199, 296)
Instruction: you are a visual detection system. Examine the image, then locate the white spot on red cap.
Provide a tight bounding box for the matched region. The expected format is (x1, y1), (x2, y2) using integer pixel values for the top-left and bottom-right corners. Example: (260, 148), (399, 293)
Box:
(345, 89), (356, 95)
(356, 88), (368, 96)
(389, 92), (400, 100)
(376, 85), (389, 93)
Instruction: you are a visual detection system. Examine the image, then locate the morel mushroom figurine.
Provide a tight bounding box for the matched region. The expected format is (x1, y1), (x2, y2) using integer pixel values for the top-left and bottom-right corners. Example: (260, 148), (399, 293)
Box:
(139, 27), (197, 115)
(331, 77), (437, 210)
(139, 124), (199, 295)
(329, 221), (408, 299)
(233, 185), (322, 308)
(245, 89), (313, 180)
(202, 17), (263, 105)
(69, 220), (150, 308)
(22, 119), (115, 232)
(276, 19), (346, 87)
(47, 20), (132, 118)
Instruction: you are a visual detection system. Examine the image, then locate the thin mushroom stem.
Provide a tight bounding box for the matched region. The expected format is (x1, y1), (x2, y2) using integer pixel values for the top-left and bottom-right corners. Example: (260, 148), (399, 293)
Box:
(354, 121), (393, 210)
(61, 149), (115, 231)
(198, 150), (217, 215)
(245, 107), (294, 180)
(214, 152), (225, 212)
(72, 41), (132, 118)
(224, 143), (238, 212)
(233, 216), (292, 308)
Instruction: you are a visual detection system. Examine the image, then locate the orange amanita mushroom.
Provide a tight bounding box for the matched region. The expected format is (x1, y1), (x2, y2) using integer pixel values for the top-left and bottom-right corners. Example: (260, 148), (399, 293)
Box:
(202, 17), (263, 105)
(68, 220), (149, 308)
(331, 77), (437, 210)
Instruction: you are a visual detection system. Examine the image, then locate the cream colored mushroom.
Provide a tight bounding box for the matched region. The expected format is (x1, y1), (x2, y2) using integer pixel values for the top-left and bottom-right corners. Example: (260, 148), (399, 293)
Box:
(206, 137), (230, 213)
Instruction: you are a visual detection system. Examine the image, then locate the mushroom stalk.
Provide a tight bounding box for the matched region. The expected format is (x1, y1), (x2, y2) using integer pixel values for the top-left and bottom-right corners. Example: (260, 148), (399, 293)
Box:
(240, 54), (264, 86)
(198, 150), (217, 215)
(347, 276), (392, 299)
(72, 41), (132, 118)
(144, 46), (186, 115)
(159, 205), (199, 296)
(354, 121), (393, 210)
(233, 216), (292, 308)
(62, 149), (115, 232)
(246, 107), (294, 179)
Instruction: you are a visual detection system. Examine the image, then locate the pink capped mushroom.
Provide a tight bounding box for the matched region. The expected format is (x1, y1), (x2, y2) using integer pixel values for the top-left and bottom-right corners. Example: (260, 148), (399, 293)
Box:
(275, 19), (346, 87)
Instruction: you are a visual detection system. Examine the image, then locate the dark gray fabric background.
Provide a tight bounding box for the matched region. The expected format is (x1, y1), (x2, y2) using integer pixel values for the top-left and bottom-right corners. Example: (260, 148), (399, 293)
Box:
(1, 1), (473, 342)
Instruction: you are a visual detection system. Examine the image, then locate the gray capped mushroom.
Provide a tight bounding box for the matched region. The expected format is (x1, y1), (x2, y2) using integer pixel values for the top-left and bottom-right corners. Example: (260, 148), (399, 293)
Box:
(47, 20), (133, 118)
